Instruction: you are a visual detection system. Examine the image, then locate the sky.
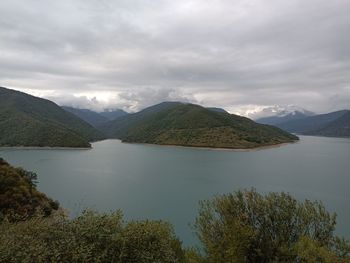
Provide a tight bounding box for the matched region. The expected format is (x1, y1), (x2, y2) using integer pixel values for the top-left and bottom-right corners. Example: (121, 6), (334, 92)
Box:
(1, 0), (350, 118)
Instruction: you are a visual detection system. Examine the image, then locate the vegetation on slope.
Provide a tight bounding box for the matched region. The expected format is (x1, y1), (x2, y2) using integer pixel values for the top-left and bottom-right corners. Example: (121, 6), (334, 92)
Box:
(99, 102), (182, 139)
(195, 189), (350, 262)
(276, 110), (350, 136)
(62, 107), (129, 127)
(101, 102), (298, 149)
(62, 106), (110, 127)
(0, 87), (104, 147)
(0, 158), (59, 222)
(99, 109), (128, 120)
(0, 160), (349, 262)
(0, 211), (184, 263)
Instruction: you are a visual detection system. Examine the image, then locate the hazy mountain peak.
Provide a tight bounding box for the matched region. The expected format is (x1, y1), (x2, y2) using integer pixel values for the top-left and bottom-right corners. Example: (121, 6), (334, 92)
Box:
(250, 105), (314, 120)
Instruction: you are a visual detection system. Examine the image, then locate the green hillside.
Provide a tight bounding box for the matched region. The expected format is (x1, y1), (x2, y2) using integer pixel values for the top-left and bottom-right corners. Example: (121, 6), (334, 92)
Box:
(62, 106), (109, 127)
(62, 106), (129, 127)
(101, 102), (298, 149)
(0, 87), (104, 147)
(0, 158), (59, 221)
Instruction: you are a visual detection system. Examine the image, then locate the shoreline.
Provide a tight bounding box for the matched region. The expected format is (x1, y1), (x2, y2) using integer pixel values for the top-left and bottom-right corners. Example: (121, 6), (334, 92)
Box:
(0, 139), (108, 150)
(0, 146), (91, 150)
(122, 140), (299, 152)
(0, 139), (300, 152)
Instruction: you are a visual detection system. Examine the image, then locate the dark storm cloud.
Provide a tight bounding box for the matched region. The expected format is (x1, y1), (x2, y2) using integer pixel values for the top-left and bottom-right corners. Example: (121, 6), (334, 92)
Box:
(0, 0), (349, 115)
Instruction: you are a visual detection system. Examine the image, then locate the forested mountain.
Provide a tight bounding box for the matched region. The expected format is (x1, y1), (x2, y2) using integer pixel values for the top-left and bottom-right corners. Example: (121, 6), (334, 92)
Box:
(62, 106), (109, 127)
(0, 87), (104, 147)
(100, 102), (298, 149)
(0, 87), (302, 148)
(99, 102), (183, 139)
(275, 110), (350, 137)
(62, 106), (128, 127)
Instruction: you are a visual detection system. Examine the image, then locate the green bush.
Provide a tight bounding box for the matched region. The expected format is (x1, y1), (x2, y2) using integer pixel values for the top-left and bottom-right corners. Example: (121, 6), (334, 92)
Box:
(0, 210), (185, 263)
(194, 189), (350, 263)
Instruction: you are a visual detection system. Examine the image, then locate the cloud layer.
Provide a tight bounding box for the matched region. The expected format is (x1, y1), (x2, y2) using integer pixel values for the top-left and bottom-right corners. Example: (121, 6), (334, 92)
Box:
(1, 0), (350, 115)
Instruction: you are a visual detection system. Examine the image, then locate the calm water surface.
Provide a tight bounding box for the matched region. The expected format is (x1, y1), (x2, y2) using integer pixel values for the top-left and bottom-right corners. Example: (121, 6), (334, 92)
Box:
(1, 136), (349, 245)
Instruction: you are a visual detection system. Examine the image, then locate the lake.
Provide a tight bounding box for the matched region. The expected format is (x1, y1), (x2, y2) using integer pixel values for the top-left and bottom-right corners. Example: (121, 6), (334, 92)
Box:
(1, 135), (349, 245)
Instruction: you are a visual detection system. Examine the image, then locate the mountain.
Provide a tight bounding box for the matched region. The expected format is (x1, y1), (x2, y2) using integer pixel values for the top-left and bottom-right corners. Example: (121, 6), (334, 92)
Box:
(100, 102), (182, 139)
(303, 111), (350, 137)
(276, 110), (349, 135)
(62, 106), (109, 127)
(100, 109), (128, 120)
(100, 102), (298, 149)
(0, 87), (104, 147)
(248, 105), (314, 120)
(257, 111), (313, 126)
(62, 107), (128, 127)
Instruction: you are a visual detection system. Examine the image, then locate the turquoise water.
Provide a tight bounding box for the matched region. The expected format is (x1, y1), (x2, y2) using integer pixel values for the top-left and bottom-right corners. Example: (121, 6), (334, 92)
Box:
(1, 135), (349, 245)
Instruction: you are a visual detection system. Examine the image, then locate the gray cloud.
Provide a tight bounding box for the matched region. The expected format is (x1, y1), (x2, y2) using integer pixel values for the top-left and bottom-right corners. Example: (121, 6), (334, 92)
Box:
(0, 0), (349, 114)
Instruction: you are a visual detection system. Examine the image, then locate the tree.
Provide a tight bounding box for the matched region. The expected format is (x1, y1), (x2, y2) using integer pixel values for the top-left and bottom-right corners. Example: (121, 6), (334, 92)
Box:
(194, 189), (350, 263)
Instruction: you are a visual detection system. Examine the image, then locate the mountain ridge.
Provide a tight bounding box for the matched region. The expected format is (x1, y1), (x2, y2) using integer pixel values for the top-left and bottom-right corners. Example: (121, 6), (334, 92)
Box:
(0, 87), (104, 147)
(100, 102), (298, 149)
(257, 111), (313, 126)
(276, 110), (349, 135)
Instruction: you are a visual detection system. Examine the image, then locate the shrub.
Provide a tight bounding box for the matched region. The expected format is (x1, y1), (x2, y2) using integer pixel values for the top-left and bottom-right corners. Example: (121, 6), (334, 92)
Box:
(0, 210), (185, 263)
(194, 189), (350, 263)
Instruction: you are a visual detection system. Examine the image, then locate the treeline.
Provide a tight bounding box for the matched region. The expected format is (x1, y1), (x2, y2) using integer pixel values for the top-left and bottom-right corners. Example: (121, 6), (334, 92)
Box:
(0, 160), (349, 262)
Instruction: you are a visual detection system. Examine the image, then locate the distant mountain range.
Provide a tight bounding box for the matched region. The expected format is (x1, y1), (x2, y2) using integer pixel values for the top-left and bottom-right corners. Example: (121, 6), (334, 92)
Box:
(62, 106), (128, 127)
(99, 102), (298, 149)
(0, 87), (298, 148)
(257, 110), (314, 126)
(0, 87), (104, 147)
(258, 110), (350, 137)
(99, 109), (128, 121)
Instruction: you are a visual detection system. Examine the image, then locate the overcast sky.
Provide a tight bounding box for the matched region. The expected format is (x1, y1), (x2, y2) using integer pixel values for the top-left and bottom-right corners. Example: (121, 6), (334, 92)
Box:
(1, 0), (349, 118)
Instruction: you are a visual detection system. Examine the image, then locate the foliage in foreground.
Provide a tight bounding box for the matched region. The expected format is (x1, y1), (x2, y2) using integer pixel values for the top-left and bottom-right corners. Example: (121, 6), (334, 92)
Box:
(0, 210), (185, 263)
(1, 190), (349, 263)
(194, 189), (350, 263)
(1, 159), (349, 262)
(0, 158), (59, 222)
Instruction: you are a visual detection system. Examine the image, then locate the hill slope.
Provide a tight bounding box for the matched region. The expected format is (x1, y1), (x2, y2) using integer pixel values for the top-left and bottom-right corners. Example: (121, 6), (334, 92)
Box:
(0, 158), (59, 221)
(62, 106), (109, 127)
(276, 110), (349, 135)
(100, 102), (182, 138)
(304, 111), (350, 137)
(100, 102), (298, 149)
(0, 87), (104, 147)
(99, 109), (128, 120)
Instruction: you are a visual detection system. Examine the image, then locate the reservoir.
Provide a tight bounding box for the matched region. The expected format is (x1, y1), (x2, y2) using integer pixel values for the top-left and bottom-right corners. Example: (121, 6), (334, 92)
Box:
(1, 135), (349, 245)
